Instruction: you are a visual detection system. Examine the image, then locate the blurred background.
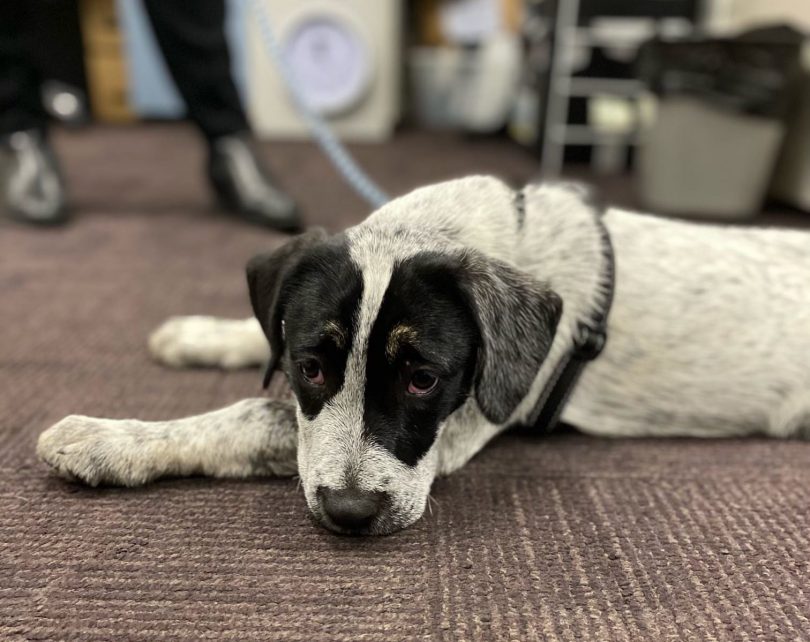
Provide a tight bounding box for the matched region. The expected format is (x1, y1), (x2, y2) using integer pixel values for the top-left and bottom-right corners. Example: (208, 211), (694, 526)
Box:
(2, 0), (810, 226)
(5, 6), (810, 638)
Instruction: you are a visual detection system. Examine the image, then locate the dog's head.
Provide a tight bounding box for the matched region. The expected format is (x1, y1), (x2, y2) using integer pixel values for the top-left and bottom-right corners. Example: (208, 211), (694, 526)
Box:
(246, 195), (561, 535)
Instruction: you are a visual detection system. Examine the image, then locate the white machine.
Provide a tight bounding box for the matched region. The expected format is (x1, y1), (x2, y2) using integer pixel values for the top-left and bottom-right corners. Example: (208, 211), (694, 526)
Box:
(247, 0), (402, 142)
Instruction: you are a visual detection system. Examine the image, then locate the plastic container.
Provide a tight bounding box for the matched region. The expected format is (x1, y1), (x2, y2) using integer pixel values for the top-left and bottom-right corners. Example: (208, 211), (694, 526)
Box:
(638, 95), (785, 218)
(636, 25), (803, 218)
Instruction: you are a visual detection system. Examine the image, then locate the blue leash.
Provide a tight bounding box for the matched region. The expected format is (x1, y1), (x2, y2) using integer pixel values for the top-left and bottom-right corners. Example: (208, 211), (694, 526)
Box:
(247, 0), (391, 209)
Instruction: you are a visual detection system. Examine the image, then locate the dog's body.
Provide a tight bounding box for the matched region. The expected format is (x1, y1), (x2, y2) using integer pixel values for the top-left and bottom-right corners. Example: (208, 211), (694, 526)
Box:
(38, 177), (810, 535)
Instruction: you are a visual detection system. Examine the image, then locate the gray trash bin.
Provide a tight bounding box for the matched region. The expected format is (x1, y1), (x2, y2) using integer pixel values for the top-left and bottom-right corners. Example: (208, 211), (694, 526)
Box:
(636, 26), (803, 219)
(639, 95), (785, 219)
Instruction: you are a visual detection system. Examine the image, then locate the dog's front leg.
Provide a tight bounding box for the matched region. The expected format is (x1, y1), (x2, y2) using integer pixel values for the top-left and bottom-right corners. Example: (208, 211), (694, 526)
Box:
(148, 316), (269, 369)
(36, 398), (297, 486)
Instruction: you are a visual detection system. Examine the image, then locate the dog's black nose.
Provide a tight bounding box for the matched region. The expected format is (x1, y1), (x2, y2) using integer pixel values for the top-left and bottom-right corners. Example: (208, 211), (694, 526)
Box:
(318, 487), (386, 531)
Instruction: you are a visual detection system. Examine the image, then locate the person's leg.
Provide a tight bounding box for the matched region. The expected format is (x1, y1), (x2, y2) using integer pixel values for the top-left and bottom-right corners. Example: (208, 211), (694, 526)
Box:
(0, 1), (47, 135)
(141, 0), (246, 140)
(0, 0), (68, 225)
(142, 0), (300, 231)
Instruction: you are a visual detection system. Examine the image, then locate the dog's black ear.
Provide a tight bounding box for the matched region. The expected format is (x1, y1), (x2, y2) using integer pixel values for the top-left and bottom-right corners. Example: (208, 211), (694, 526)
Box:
(246, 228), (329, 387)
(458, 250), (563, 424)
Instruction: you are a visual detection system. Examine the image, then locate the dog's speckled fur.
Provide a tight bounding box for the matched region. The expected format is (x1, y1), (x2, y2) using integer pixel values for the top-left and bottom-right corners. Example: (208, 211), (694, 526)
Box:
(38, 177), (810, 534)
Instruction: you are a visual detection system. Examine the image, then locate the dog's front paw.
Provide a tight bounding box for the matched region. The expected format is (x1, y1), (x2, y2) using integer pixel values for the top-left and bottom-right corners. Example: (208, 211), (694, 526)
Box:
(148, 316), (269, 370)
(37, 416), (154, 487)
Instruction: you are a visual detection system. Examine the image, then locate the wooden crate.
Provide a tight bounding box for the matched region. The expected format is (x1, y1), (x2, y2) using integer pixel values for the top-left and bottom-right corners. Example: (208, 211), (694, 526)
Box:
(84, 55), (134, 123)
(79, 0), (134, 122)
(414, 0), (524, 46)
(80, 0), (125, 55)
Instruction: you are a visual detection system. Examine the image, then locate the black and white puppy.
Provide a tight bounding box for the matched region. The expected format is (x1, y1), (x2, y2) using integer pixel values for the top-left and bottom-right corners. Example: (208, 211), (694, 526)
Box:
(37, 177), (810, 535)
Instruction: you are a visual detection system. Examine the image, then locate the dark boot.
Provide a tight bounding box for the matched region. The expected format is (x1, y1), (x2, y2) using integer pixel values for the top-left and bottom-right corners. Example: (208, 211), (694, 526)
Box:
(207, 134), (301, 232)
(0, 130), (68, 226)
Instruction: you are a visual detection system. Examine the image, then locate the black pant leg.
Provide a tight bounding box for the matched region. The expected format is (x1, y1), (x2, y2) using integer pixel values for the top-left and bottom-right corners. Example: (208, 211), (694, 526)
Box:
(142, 0), (249, 141)
(0, 1), (47, 136)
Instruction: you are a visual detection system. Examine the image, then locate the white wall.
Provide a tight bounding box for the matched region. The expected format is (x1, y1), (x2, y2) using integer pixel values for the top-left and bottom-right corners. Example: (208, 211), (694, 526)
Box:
(703, 0), (810, 33)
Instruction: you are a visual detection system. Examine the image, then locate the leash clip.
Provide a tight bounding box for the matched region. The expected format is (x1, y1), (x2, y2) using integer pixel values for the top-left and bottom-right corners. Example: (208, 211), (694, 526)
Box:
(573, 320), (607, 360)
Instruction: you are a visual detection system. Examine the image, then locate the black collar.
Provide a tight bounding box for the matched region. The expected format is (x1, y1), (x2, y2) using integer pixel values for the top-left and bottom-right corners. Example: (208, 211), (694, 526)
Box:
(517, 189), (616, 432)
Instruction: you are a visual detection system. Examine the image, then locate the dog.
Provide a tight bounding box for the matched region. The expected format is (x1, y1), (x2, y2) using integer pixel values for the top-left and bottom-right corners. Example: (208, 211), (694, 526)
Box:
(37, 176), (810, 535)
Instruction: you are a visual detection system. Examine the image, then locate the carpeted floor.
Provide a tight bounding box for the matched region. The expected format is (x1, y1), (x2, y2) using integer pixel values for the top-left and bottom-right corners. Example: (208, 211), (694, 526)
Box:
(1, 124), (809, 641)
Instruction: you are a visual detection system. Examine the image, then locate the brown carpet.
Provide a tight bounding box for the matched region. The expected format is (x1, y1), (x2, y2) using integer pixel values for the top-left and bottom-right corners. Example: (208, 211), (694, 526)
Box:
(1, 124), (809, 642)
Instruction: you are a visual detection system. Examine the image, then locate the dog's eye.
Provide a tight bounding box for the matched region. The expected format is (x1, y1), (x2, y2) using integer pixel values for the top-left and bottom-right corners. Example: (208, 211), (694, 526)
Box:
(407, 370), (438, 396)
(299, 359), (325, 385)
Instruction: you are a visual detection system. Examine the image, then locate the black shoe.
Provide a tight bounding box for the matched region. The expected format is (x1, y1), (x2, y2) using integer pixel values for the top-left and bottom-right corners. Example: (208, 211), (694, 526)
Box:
(207, 134), (301, 232)
(0, 130), (69, 226)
